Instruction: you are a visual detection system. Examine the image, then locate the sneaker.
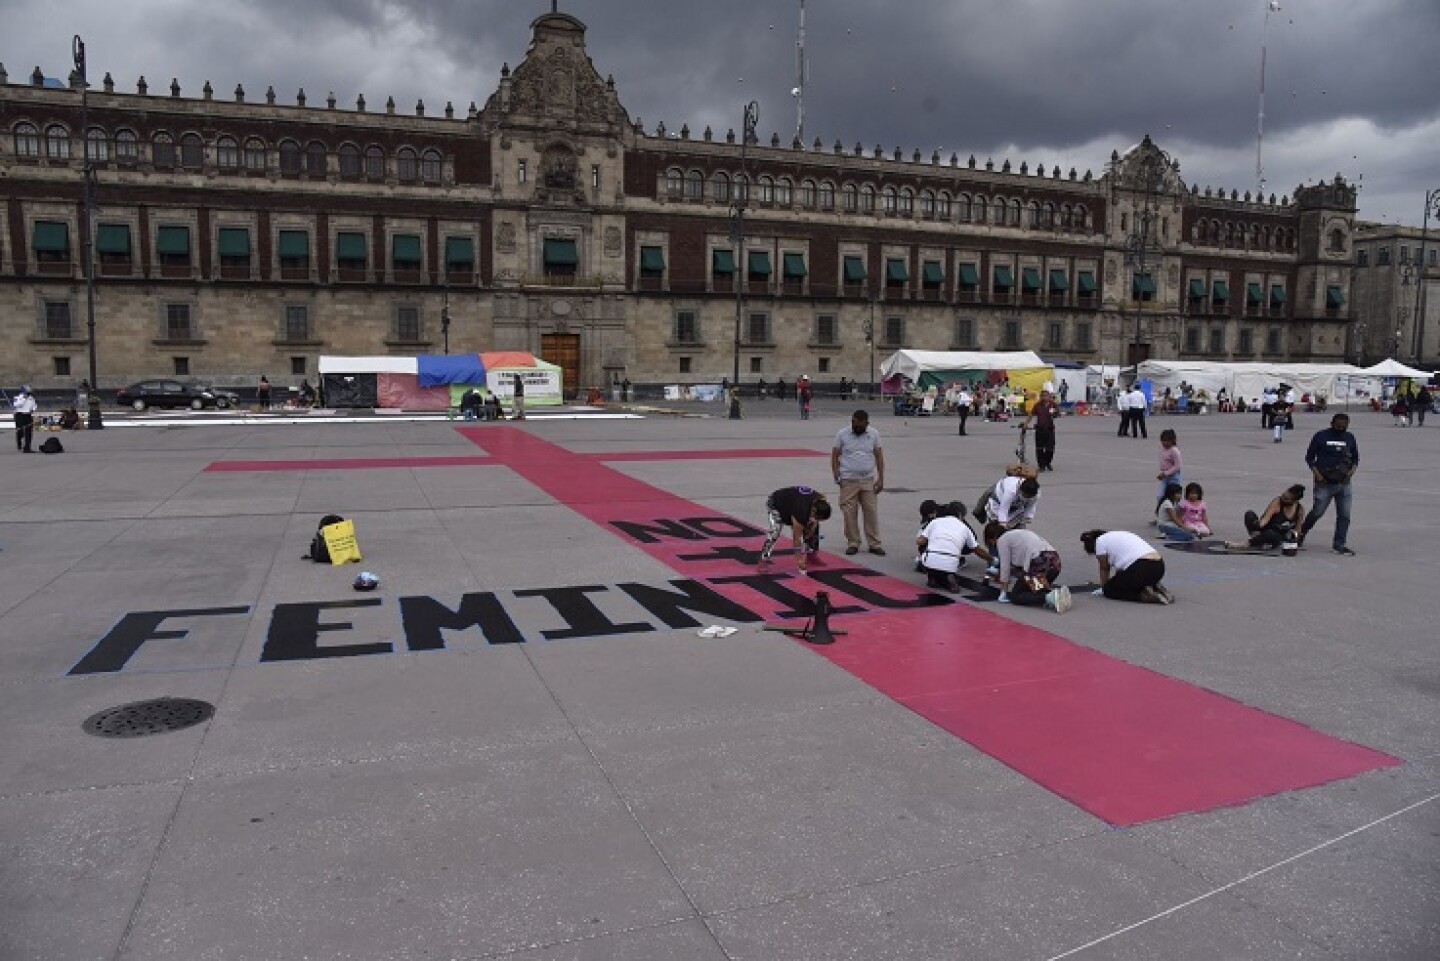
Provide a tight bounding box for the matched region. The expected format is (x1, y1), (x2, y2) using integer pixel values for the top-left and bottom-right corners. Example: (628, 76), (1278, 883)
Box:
(1154, 585), (1175, 605)
(1138, 586), (1168, 605)
(1332, 545), (1356, 556)
(1051, 585), (1073, 613)
(868, 546), (886, 556)
(996, 592), (1011, 604)
(845, 545), (859, 555)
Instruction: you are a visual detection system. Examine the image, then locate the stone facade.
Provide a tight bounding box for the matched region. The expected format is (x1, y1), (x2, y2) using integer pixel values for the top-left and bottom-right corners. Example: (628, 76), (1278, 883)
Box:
(0, 12), (1361, 395)
(1350, 222), (1440, 365)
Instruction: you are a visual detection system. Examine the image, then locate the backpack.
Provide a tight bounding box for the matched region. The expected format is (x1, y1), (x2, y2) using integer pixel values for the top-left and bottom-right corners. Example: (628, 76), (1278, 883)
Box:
(39, 437), (64, 454)
(306, 514), (346, 562)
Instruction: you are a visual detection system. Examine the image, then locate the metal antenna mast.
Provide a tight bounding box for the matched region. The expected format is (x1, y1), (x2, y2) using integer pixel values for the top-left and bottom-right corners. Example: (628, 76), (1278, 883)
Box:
(1256, 1), (1281, 195)
(794, 0), (807, 143)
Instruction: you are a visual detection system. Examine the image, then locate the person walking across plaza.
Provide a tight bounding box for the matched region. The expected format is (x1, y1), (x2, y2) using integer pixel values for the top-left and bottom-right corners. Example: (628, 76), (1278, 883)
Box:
(955, 384), (972, 435)
(1125, 383), (1148, 438)
(831, 409), (885, 555)
(1021, 389), (1060, 471)
(1299, 412), (1358, 555)
(1154, 428), (1183, 516)
(797, 376), (813, 420)
(1414, 384), (1432, 427)
(511, 372), (526, 420)
(1081, 529), (1173, 604)
(759, 485), (831, 574)
(1115, 385), (1132, 437)
(12, 384), (37, 453)
(257, 375), (272, 410)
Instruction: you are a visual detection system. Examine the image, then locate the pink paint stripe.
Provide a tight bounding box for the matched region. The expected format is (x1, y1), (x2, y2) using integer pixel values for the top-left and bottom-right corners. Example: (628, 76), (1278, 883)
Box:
(205, 456), (495, 472)
(458, 426), (1399, 825)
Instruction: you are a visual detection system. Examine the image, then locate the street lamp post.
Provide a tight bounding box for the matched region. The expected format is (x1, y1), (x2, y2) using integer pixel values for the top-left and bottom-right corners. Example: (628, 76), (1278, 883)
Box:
(730, 101), (759, 404)
(863, 294), (876, 400)
(1412, 187), (1440, 364)
(1399, 262), (1414, 362)
(441, 285), (451, 354)
(73, 35), (102, 429)
(1117, 141), (1173, 376)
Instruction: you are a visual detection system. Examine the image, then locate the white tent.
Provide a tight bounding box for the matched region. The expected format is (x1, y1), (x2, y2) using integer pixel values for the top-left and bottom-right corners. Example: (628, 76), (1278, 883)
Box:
(1136, 360), (1359, 403)
(1358, 358), (1435, 380)
(880, 350), (1049, 382)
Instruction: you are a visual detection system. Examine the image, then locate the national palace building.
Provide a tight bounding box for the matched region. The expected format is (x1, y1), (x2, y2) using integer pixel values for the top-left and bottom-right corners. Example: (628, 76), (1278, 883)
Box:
(1, 10), (1365, 397)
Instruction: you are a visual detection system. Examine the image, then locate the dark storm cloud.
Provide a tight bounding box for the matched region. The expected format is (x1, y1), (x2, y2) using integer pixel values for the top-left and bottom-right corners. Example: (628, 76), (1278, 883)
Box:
(3, 0), (1435, 220)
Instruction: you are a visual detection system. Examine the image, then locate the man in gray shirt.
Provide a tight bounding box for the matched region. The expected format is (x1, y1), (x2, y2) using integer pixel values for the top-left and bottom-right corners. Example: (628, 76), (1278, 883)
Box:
(831, 409), (886, 555)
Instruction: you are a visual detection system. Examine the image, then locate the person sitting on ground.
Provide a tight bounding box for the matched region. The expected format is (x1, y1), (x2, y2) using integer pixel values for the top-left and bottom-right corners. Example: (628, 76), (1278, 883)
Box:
(1235, 396), (1248, 413)
(983, 474), (1041, 530)
(759, 485), (831, 574)
(917, 502), (988, 593)
(1231, 484), (1307, 550)
(1155, 483), (1192, 541)
(1179, 482), (1212, 537)
(57, 406), (80, 430)
(983, 522), (1070, 612)
(1081, 529), (1173, 604)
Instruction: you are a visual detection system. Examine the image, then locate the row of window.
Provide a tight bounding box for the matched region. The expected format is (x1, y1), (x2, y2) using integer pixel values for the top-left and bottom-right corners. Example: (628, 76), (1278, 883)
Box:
(10, 122), (444, 181)
(1187, 218), (1299, 253)
(1356, 246), (1438, 268)
(661, 169), (1093, 230)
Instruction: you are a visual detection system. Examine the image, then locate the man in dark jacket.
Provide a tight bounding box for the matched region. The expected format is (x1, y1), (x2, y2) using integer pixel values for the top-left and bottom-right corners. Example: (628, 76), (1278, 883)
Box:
(1299, 413), (1359, 555)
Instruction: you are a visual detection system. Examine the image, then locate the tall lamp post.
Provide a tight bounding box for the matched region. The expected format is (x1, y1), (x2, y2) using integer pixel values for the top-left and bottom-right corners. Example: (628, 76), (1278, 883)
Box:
(862, 294), (876, 400)
(1412, 187), (1440, 363)
(1398, 262), (1414, 362)
(730, 101), (759, 398)
(441, 285), (451, 354)
(1118, 140), (1173, 375)
(73, 35), (102, 428)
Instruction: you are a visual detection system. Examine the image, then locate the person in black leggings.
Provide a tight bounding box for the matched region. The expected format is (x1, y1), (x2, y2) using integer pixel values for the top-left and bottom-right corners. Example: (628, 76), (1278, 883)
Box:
(1080, 529), (1172, 604)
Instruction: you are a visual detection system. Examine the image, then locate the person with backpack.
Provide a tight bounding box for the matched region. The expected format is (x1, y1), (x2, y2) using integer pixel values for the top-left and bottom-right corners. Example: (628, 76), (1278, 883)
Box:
(12, 385), (37, 453)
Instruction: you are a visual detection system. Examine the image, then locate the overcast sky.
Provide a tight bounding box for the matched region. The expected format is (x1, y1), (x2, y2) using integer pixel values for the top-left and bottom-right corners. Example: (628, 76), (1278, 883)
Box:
(4, 0), (1436, 225)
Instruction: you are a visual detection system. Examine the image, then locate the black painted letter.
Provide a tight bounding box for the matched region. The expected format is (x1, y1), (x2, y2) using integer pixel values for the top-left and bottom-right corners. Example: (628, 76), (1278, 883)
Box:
(261, 599), (391, 661)
(513, 585), (654, 640)
(68, 606), (250, 675)
(616, 579), (764, 629)
(398, 593), (525, 649)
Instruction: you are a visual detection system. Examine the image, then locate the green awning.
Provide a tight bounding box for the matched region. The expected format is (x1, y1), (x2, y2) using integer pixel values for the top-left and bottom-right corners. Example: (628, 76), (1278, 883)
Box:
(886, 258), (909, 282)
(993, 265), (1014, 289)
(1077, 270), (1097, 294)
(444, 236), (474, 266)
(1326, 285), (1346, 307)
(1188, 278), (1207, 299)
(922, 261), (944, 284)
(544, 238), (578, 266)
(392, 234), (422, 265)
(640, 246), (666, 272)
(1021, 267), (1042, 292)
(712, 249), (735, 275)
(336, 232), (368, 261)
(95, 224), (131, 255)
(32, 221), (70, 252)
(1049, 269), (1069, 293)
(156, 225), (191, 256)
(958, 263), (980, 287)
(217, 227), (250, 257)
(783, 252), (807, 278)
(747, 250), (771, 277)
(1132, 273), (1156, 296)
(279, 230), (309, 258)
(1246, 282), (1263, 305)
(1270, 284), (1286, 304)
(1212, 280), (1230, 301)
(843, 255), (867, 282)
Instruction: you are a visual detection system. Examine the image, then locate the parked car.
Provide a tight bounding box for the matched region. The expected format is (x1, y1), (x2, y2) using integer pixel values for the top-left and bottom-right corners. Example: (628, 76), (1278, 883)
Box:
(115, 380), (226, 411)
(198, 385), (240, 409)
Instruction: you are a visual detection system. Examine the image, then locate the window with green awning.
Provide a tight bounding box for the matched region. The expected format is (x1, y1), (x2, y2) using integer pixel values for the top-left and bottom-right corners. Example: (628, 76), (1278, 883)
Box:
(922, 261), (944, 284)
(782, 252), (807, 278)
(218, 227), (250, 257)
(993, 265), (1014, 290)
(392, 234), (422, 266)
(279, 230), (310, 259)
(1188, 278), (1207, 300)
(336, 232), (368, 262)
(1021, 267), (1042, 292)
(444, 236), (473, 267)
(747, 250), (771, 277)
(96, 224), (131, 254)
(640, 246), (666, 273)
(32, 221), (69, 252)
(958, 263), (979, 287)
(843, 255), (866, 282)
(1246, 282), (1263, 305)
(1269, 284), (1286, 304)
(1212, 280), (1230, 302)
(156, 226), (190, 256)
(1326, 285), (1345, 307)
(544, 238), (578, 266)
(1132, 273), (1156, 297)
(712, 249), (735, 275)
(1049, 269), (1069, 293)
(886, 258), (909, 282)
(1077, 270), (1097, 294)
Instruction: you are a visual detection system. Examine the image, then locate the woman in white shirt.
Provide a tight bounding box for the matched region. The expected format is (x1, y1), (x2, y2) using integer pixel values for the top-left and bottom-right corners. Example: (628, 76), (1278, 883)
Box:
(1080, 529), (1172, 604)
(917, 505), (990, 593)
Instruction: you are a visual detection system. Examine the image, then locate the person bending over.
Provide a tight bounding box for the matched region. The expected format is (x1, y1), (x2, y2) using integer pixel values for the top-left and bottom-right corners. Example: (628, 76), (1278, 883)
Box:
(984, 474), (1041, 530)
(760, 486), (831, 573)
(917, 503), (988, 593)
(984, 522), (1070, 612)
(1081, 529), (1172, 604)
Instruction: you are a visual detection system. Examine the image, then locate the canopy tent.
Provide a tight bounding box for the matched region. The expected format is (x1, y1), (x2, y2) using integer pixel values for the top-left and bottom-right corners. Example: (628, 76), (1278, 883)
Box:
(319, 352), (564, 410)
(1135, 360), (1359, 404)
(1358, 358), (1435, 380)
(879, 350), (1054, 397)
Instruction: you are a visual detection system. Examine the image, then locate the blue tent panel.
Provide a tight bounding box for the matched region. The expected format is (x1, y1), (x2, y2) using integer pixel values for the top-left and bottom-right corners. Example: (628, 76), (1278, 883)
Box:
(416, 353), (487, 386)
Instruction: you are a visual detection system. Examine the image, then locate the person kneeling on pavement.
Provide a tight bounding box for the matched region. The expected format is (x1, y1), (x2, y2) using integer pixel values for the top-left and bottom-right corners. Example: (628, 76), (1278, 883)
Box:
(983, 523), (1071, 612)
(916, 502), (987, 593)
(760, 486), (831, 574)
(1081, 529), (1173, 604)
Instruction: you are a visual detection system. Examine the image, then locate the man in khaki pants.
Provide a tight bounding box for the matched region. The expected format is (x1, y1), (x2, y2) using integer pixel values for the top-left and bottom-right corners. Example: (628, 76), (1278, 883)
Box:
(831, 409), (886, 555)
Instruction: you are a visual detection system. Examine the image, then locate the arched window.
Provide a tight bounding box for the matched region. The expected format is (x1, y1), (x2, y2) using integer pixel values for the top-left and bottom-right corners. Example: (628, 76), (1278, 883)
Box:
(1075, 205), (1089, 232)
(758, 175), (775, 204)
(338, 143), (361, 176)
(364, 145), (385, 178)
(1009, 199), (1022, 226)
(936, 192), (951, 219)
(279, 139), (302, 174)
(860, 185), (876, 212)
(734, 173), (749, 202)
(244, 138), (266, 172)
(898, 188), (914, 215)
(819, 181), (835, 209)
(1062, 204), (1074, 230)
(842, 183), (857, 212)
(799, 179), (816, 208)
(421, 149), (442, 183)
(216, 136), (239, 169)
(776, 177), (792, 205)
(665, 167), (684, 197)
(712, 171), (730, 202)
(919, 190), (934, 219)
(13, 122), (40, 157)
(153, 132), (176, 167)
(1027, 201), (1040, 228)
(957, 194), (972, 222)
(306, 141), (328, 176)
(45, 124), (70, 159)
(685, 169), (704, 199)
(397, 146), (418, 181)
(115, 129), (138, 163)
(1041, 203), (1055, 229)
(85, 127), (109, 162)
(973, 195), (987, 223)
(881, 186), (897, 214)
(1225, 223), (1237, 248)
(180, 133), (204, 168)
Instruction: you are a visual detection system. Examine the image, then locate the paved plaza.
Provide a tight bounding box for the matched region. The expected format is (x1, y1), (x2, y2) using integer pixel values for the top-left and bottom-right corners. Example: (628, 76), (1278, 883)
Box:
(2, 399), (1437, 960)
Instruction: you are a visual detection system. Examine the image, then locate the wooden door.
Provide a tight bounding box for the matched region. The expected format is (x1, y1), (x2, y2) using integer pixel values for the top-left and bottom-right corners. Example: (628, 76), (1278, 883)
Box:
(540, 333), (581, 399)
(1126, 342), (1151, 366)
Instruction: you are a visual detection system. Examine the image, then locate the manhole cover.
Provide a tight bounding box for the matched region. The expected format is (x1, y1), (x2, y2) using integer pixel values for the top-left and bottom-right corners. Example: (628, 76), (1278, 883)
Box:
(82, 698), (215, 738)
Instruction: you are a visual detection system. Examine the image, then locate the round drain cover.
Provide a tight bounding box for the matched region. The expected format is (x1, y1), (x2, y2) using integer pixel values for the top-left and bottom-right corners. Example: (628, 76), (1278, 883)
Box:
(82, 698), (215, 738)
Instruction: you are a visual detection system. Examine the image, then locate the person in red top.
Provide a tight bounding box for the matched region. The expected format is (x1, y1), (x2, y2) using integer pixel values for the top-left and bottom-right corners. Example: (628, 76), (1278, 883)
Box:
(1021, 390), (1060, 471)
(797, 376), (813, 420)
